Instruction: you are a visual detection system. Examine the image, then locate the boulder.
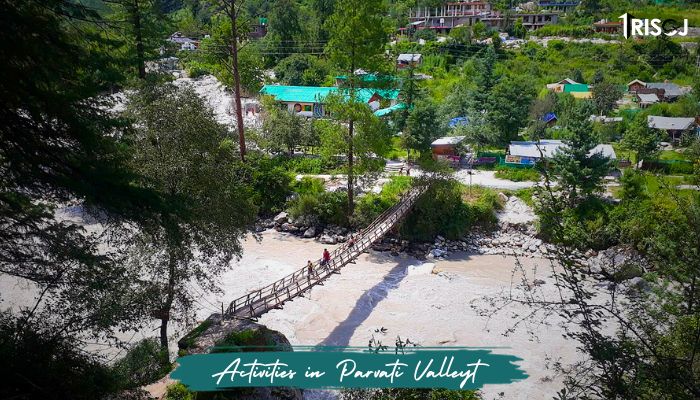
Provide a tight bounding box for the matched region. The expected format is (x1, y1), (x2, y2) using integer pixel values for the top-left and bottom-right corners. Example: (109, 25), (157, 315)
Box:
(319, 234), (337, 245)
(178, 315), (302, 400)
(303, 227), (316, 238)
(273, 212), (288, 224)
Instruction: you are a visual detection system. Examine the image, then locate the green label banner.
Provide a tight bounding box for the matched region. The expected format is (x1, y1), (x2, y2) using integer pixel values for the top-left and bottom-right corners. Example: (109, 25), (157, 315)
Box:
(171, 348), (527, 391)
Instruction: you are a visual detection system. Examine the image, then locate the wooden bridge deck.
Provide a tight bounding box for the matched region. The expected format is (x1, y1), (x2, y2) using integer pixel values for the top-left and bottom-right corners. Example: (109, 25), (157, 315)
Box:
(225, 184), (428, 320)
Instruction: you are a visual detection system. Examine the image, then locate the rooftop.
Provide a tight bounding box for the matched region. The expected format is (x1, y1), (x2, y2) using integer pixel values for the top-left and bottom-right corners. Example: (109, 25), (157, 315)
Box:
(260, 85), (400, 104)
(563, 83), (590, 93)
(509, 140), (616, 159)
(637, 93), (659, 104)
(398, 53), (422, 62)
(431, 136), (466, 146)
(647, 116), (696, 130)
(646, 82), (684, 97)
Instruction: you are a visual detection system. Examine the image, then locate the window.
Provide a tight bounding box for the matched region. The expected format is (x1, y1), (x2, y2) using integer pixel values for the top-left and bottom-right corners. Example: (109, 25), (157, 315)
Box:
(303, 104), (312, 112)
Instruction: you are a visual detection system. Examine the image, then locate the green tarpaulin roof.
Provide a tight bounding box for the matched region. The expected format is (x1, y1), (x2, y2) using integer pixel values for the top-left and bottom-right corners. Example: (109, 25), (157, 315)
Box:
(260, 85), (336, 103)
(563, 83), (590, 93)
(374, 103), (408, 117)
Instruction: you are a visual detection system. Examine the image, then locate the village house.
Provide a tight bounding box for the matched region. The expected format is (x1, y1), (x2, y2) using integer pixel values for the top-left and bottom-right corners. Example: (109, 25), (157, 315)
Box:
(249, 17), (268, 39)
(537, 0), (579, 13)
(563, 83), (592, 99)
(431, 136), (468, 164)
(593, 19), (623, 34)
(401, 1), (558, 35)
(542, 112), (558, 126)
(506, 139), (616, 165)
(546, 78), (579, 92)
(637, 93), (660, 108)
(259, 85), (402, 118)
(627, 79), (689, 102)
(168, 32), (199, 51)
(647, 116), (697, 144)
(589, 115), (623, 123)
(397, 53), (423, 69)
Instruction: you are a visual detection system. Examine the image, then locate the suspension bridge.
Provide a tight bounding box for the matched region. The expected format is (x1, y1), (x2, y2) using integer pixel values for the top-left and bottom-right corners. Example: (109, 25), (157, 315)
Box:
(224, 183), (429, 320)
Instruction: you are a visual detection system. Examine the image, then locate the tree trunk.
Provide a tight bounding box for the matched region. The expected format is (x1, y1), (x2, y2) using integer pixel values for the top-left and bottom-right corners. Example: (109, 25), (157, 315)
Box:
(230, 0), (247, 162)
(130, 0), (146, 80)
(347, 119), (354, 213)
(160, 248), (177, 349)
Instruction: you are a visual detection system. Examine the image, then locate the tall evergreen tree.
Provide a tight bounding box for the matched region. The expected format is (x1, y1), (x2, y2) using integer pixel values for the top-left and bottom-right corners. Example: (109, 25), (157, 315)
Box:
(550, 103), (611, 207)
(325, 0), (389, 213)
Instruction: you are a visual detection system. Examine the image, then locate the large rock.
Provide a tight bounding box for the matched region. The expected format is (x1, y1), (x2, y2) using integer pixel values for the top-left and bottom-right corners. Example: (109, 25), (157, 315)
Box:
(273, 212), (288, 225)
(178, 315), (302, 400)
(303, 226), (316, 238)
(319, 234), (337, 245)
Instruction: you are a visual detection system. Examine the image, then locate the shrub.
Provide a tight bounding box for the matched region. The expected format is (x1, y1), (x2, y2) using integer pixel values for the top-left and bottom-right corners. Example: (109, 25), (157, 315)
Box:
(494, 166), (541, 182)
(235, 155), (294, 216)
(111, 338), (172, 389)
(288, 190), (349, 226)
(537, 197), (615, 250)
(165, 383), (193, 400)
(184, 62), (208, 79)
(352, 176), (413, 227)
(292, 177), (325, 196)
(401, 179), (471, 241)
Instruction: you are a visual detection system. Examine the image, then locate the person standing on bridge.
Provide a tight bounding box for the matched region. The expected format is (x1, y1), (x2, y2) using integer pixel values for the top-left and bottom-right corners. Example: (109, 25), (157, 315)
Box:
(321, 248), (331, 268)
(306, 260), (314, 280)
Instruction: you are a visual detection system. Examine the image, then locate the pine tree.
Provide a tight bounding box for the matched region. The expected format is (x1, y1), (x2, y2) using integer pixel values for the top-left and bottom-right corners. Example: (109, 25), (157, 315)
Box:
(325, 0), (390, 213)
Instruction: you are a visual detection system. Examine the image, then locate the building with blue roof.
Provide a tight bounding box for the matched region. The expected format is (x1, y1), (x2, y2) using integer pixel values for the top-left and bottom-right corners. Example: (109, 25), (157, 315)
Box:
(260, 85), (402, 118)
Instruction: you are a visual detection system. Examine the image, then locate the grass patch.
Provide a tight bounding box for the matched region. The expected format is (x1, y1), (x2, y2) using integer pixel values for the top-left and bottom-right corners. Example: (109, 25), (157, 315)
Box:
(213, 327), (289, 353)
(177, 319), (213, 352)
(659, 150), (692, 161)
(386, 136), (407, 161)
(513, 188), (536, 207)
(494, 166), (541, 182)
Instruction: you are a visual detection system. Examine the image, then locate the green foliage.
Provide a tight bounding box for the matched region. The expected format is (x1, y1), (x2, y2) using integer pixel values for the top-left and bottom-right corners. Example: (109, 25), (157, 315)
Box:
(111, 338), (172, 388)
(550, 102), (612, 207)
(0, 314), (126, 400)
(212, 326), (288, 352)
(178, 319), (213, 352)
(402, 99), (441, 153)
(190, 16), (264, 95)
(292, 177), (326, 196)
(414, 29), (437, 42)
(531, 24), (595, 38)
(258, 96), (312, 154)
(325, 0), (390, 77)
(494, 166), (541, 182)
(401, 180), (472, 241)
(353, 176), (413, 227)
(623, 114), (662, 163)
(537, 196), (614, 250)
(273, 54), (330, 86)
(321, 94), (393, 173)
(618, 169), (648, 201)
(591, 81), (622, 115)
(289, 190), (350, 226)
(231, 154), (294, 216)
(127, 83), (257, 347)
(165, 383), (194, 400)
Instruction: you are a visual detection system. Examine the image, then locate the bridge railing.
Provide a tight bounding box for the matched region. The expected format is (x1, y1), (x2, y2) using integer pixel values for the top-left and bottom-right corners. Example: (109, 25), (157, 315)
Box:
(225, 182), (429, 318)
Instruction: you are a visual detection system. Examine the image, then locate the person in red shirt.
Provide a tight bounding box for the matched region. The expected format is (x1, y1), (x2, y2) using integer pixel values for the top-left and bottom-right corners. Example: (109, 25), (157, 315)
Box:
(321, 248), (331, 267)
